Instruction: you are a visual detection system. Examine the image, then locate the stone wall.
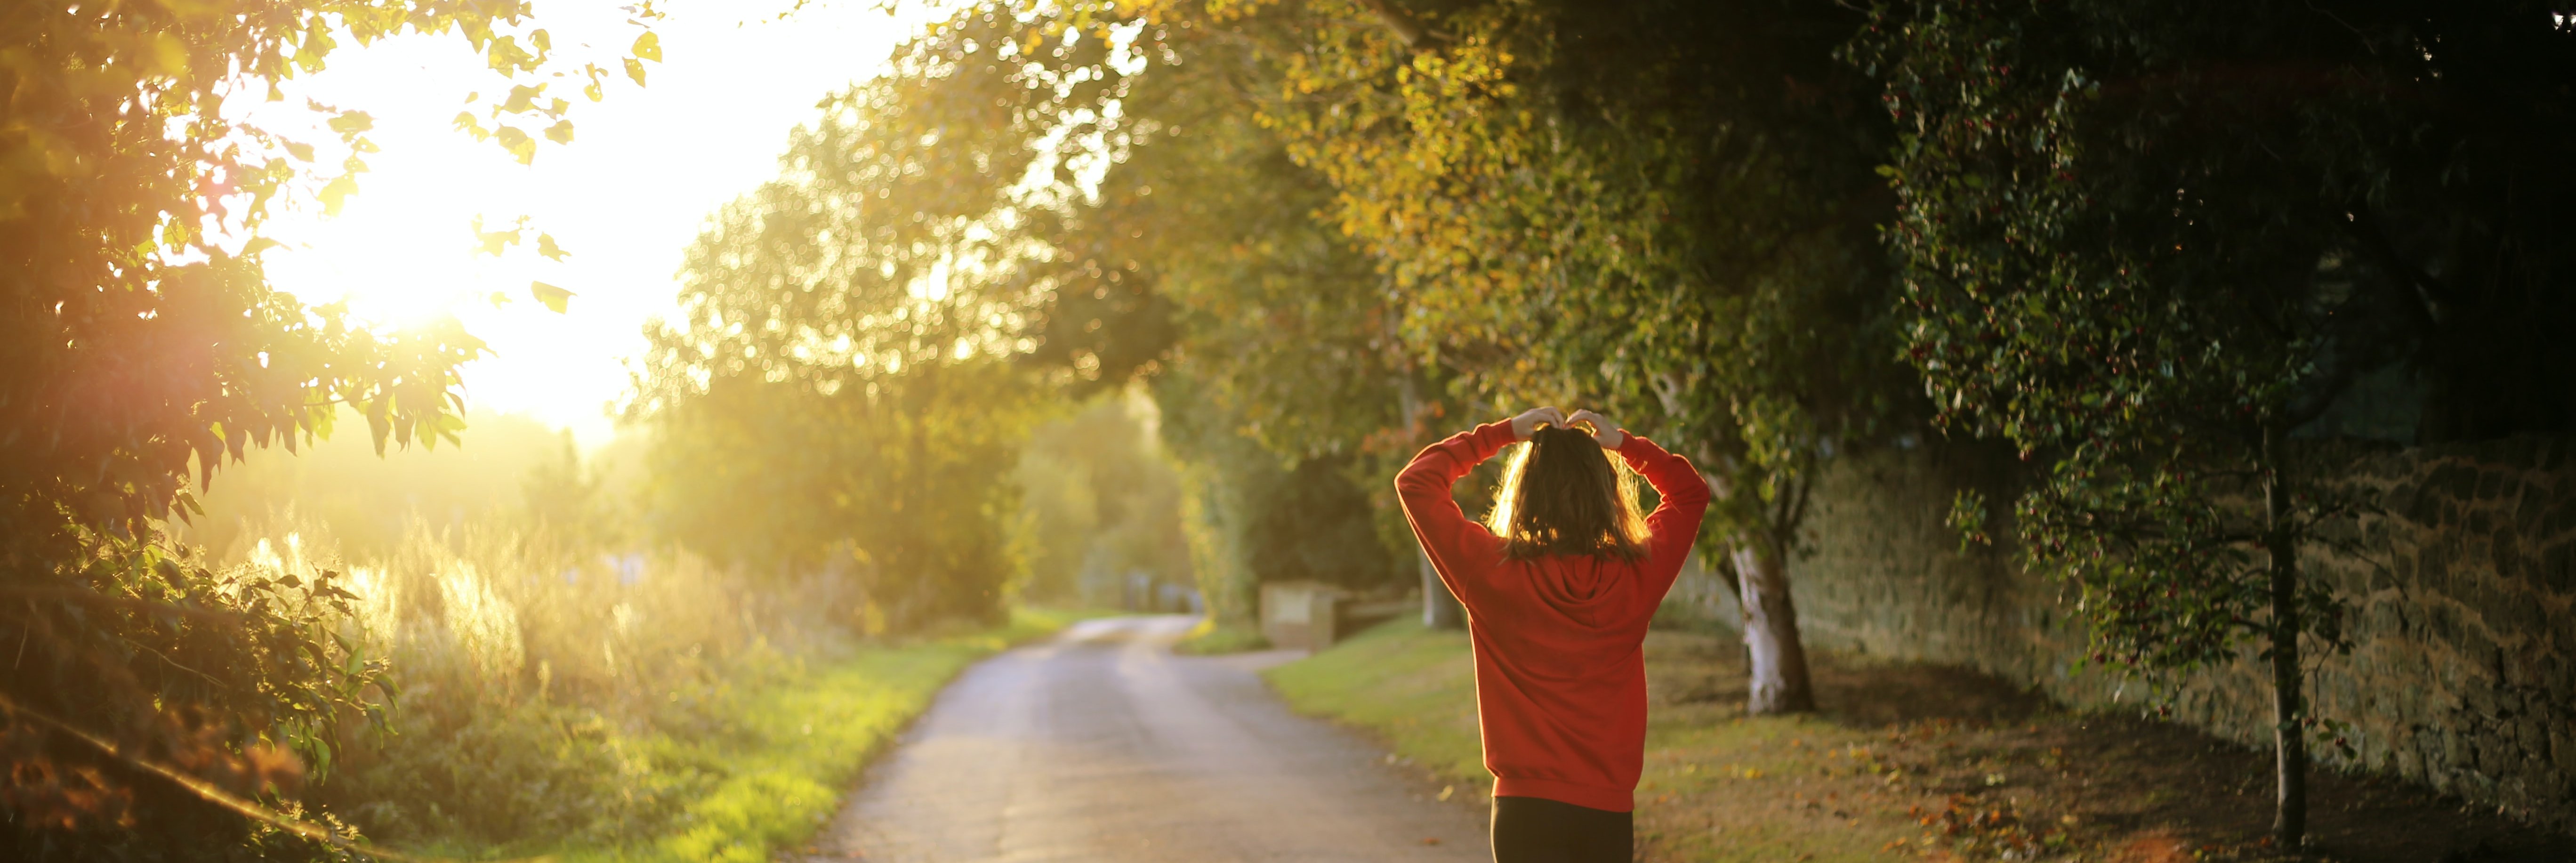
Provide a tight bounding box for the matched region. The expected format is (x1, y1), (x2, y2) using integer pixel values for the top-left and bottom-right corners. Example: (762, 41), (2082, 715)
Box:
(1669, 436), (2576, 833)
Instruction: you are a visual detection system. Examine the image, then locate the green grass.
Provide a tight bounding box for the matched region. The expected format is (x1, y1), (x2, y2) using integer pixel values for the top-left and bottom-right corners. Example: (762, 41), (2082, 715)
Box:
(554, 606), (1096, 863)
(1170, 616), (1272, 655)
(1262, 619), (1485, 783)
(1263, 620), (1926, 863)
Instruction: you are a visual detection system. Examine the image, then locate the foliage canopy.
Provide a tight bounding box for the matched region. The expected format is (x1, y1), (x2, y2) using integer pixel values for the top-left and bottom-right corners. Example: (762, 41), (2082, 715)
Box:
(1863, 0), (2576, 841)
(0, 0), (653, 855)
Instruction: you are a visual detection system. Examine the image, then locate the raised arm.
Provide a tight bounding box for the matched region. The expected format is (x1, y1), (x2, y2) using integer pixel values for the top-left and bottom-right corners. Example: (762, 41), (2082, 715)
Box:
(1572, 410), (1709, 601)
(1615, 432), (1711, 565)
(1396, 409), (1560, 607)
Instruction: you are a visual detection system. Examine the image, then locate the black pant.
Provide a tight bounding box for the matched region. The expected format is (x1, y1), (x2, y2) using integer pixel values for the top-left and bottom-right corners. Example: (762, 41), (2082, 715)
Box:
(1490, 795), (1632, 863)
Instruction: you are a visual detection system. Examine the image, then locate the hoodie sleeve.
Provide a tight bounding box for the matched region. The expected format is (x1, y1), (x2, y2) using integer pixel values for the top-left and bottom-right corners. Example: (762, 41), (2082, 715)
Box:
(1613, 434), (1711, 605)
(1395, 420), (1518, 610)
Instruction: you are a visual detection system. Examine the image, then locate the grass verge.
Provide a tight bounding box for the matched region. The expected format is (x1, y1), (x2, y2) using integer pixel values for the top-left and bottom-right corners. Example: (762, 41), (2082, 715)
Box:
(1169, 616), (1272, 655)
(531, 606), (1096, 863)
(1266, 620), (2574, 863)
(1263, 618), (1480, 780)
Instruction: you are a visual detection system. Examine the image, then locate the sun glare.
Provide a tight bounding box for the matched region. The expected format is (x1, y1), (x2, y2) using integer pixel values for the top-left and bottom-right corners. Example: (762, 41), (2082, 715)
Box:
(261, 137), (520, 330)
(249, 1), (924, 445)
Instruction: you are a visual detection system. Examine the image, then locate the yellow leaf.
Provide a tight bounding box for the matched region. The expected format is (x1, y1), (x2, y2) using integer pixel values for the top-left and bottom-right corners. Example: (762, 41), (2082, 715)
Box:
(317, 175), (359, 216)
(475, 229), (513, 256)
(493, 126), (535, 164)
(149, 0), (228, 20)
(530, 281), (574, 314)
(631, 31), (662, 63)
(145, 32), (189, 78)
(500, 84), (541, 113)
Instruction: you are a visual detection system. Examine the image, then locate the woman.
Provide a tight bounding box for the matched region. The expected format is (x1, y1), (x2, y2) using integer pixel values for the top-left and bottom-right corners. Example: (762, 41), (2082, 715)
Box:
(1395, 406), (1710, 863)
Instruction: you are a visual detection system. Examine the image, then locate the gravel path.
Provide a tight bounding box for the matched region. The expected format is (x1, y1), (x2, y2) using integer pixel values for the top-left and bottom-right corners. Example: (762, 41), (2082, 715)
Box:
(804, 614), (1492, 863)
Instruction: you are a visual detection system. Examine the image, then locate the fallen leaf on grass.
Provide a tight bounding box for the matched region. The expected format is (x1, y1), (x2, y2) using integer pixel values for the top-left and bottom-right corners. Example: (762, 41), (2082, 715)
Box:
(2113, 833), (2190, 863)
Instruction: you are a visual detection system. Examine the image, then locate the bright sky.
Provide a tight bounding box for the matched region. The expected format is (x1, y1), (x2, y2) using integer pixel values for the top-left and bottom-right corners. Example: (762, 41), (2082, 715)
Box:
(257, 1), (927, 448)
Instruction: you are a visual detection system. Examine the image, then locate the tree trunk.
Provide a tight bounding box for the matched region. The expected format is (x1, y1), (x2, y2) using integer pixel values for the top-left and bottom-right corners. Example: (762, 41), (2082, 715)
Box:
(2262, 424), (2308, 847)
(1396, 366), (1464, 629)
(1420, 549), (1465, 629)
(1733, 540), (1816, 715)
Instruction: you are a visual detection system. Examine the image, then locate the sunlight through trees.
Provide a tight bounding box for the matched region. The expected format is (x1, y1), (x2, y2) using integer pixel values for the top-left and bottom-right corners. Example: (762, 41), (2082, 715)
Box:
(8, 0), (2575, 858)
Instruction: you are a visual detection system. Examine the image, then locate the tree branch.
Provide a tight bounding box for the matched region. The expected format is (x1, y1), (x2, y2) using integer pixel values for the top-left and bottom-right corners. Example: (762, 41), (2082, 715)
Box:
(0, 587), (247, 626)
(2341, 208), (2447, 331)
(1353, 0), (1445, 48)
(0, 693), (494, 863)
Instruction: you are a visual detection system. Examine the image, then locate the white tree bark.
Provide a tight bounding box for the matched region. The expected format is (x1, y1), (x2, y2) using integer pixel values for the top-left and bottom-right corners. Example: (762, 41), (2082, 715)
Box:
(1733, 542), (1817, 715)
(1420, 548), (1464, 629)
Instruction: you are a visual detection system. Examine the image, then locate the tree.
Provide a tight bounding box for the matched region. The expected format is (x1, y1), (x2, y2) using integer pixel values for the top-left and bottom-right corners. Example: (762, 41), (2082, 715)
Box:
(0, 0), (652, 856)
(1090, 56), (1444, 622)
(1210, 0), (1909, 713)
(1095, 11), (1482, 622)
(1012, 394), (1194, 608)
(835, 4), (1446, 627)
(912, 0), (1917, 667)
(1863, 0), (2576, 843)
(629, 64), (1055, 627)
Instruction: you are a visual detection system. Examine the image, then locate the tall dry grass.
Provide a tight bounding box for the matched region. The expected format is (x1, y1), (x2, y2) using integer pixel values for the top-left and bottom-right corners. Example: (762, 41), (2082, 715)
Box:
(218, 511), (868, 852)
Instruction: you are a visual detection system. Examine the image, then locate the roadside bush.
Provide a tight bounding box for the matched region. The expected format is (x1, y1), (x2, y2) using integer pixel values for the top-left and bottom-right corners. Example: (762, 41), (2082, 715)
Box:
(218, 516), (869, 855)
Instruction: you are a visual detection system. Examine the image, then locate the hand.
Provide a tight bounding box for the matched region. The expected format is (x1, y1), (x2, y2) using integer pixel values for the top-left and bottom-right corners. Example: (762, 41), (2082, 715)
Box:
(1508, 406), (1567, 441)
(1569, 409), (1626, 450)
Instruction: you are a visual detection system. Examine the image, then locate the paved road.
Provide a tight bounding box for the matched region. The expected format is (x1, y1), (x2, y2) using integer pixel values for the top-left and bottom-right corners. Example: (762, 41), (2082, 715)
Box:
(805, 614), (1492, 863)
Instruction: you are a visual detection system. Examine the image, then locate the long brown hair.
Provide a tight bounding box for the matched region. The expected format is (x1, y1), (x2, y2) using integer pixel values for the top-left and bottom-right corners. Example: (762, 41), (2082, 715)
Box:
(1484, 426), (1650, 561)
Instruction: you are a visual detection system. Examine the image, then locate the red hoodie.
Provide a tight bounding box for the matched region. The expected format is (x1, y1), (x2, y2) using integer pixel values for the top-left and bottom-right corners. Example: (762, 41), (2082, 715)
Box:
(1395, 420), (1710, 812)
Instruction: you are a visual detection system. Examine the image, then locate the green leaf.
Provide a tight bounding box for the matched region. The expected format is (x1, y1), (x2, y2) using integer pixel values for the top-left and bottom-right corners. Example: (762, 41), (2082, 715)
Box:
(531, 281), (574, 313)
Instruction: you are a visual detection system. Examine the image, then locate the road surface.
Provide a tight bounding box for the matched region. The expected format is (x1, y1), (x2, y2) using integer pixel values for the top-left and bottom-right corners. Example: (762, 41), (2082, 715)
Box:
(804, 614), (1492, 862)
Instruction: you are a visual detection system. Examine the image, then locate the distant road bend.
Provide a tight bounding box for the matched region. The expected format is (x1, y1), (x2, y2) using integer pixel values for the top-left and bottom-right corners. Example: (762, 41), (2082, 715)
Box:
(805, 614), (1491, 862)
